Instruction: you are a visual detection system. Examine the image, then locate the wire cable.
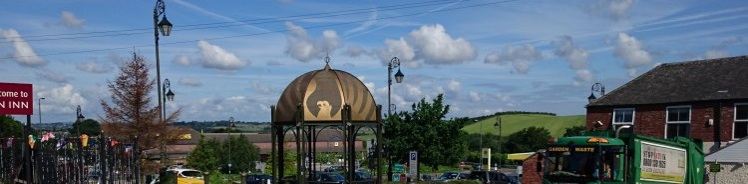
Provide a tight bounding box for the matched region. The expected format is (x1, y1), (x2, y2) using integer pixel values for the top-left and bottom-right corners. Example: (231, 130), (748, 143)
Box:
(2, 0), (463, 42)
(1, 0), (518, 61)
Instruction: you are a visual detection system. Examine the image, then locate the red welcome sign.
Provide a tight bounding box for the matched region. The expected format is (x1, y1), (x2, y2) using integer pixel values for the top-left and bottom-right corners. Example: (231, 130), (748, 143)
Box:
(0, 82), (33, 115)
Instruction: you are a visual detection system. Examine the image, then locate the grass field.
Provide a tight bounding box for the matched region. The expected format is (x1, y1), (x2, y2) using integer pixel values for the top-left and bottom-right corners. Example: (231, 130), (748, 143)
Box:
(356, 113), (585, 140)
(463, 114), (585, 137)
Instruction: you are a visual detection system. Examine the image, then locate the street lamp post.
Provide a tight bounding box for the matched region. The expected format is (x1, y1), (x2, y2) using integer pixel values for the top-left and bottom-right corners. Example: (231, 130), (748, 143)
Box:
(37, 97), (45, 127)
(154, 0), (173, 125)
(75, 105), (85, 183)
(76, 105), (85, 136)
(493, 117), (501, 169)
(477, 119), (483, 169)
(228, 116), (234, 176)
(386, 57), (404, 181)
(163, 78), (175, 117)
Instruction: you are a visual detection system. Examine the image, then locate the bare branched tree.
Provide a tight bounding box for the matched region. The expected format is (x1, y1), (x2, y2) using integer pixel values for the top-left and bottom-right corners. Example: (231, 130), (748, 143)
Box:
(99, 52), (189, 173)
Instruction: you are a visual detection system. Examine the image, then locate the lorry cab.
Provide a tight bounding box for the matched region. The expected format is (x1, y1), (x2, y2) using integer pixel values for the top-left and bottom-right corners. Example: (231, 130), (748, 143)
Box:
(541, 130), (704, 184)
(542, 136), (626, 184)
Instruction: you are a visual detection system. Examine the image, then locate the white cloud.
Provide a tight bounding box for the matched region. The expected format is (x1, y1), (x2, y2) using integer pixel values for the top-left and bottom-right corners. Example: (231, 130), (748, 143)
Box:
(344, 45), (367, 58)
(484, 44), (543, 74)
(554, 36), (589, 70)
(197, 40), (248, 70)
(573, 69), (594, 86)
(705, 50), (728, 59)
(588, 0), (635, 21)
(613, 33), (651, 76)
(179, 77), (203, 87)
(554, 36), (593, 84)
(0, 29), (45, 67)
(249, 81), (273, 95)
(404, 84), (424, 102)
(61, 11), (85, 28)
(374, 38), (419, 68)
(284, 22), (341, 62)
(409, 24), (476, 65)
(172, 54), (194, 66)
(37, 71), (72, 83)
(36, 84), (87, 113)
(704, 36), (743, 59)
(469, 91), (481, 102)
(447, 79), (461, 93)
(76, 62), (112, 73)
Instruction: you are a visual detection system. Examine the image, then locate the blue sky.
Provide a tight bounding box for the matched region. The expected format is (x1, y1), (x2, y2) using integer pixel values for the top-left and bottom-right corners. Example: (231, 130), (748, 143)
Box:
(2, 0), (747, 123)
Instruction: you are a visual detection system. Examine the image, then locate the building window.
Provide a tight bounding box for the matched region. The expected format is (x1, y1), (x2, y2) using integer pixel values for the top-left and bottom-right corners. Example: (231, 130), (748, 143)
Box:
(666, 106), (691, 139)
(735, 103), (748, 139)
(612, 108), (634, 131)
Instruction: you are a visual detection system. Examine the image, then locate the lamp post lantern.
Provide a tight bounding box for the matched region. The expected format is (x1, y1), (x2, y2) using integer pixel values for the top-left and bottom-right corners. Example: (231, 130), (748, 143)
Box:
(588, 82), (605, 103)
(163, 78), (175, 117)
(387, 57), (404, 116)
(154, 0), (173, 125)
(76, 105), (85, 136)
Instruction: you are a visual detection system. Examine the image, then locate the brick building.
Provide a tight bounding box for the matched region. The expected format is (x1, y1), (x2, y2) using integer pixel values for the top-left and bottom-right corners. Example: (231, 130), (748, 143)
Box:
(585, 55), (748, 153)
(145, 129), (366, 165)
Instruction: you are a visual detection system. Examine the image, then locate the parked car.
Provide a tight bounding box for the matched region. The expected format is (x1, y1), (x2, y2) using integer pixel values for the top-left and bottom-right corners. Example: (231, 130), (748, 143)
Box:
(505, 174), (520, 184)
(434, 172), (469, 182)
(151, 168), (204, 184)
(246, 174), (273, 184)
(324, 166), (346, 172)
(353, 171), (374, 181)
(309, 172), (346, 184)
(420, 174), (433, 181)
(468, 170), (511, 184)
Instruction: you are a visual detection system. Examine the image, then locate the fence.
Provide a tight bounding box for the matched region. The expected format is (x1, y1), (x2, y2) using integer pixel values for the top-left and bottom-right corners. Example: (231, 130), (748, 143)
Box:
(0, 135), (140, 184)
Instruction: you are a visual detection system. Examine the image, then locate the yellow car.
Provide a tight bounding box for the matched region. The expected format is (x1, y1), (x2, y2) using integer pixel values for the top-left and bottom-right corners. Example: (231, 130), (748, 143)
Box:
(153, 168), (204, 184)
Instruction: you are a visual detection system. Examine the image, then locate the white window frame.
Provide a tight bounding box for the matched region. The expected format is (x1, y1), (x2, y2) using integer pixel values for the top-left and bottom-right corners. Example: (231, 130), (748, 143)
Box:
(733, 103), (748, 140)
(612, 108), (635, 131)
(665, 105), (691, 138)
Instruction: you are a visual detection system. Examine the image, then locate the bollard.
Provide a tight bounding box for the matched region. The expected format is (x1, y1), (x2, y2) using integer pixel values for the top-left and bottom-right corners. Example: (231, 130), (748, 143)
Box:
(241, 172), (248, 184)
(204, 171), (210, 184)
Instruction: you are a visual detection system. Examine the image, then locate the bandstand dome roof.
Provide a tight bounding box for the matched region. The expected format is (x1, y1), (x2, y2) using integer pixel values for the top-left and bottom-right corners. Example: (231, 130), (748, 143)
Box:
(273, 64), (379, 125)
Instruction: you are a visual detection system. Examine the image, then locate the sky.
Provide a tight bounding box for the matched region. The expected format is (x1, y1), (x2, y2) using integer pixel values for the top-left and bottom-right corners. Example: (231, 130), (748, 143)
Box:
(1, 0), (747, 123)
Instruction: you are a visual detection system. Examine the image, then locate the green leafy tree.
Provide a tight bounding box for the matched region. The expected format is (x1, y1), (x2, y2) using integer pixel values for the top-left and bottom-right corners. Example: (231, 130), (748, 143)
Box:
(563, 125), (587, 137)
(69, 119), (102, 136)
(214, 134), (260, 174)
(186, 135), (221, 172)
(0, 115), (24, 138)
(465, 133), (506, 165)
(226, 134), (261, 173)
(504, 126), (552, 153)
(264, 147), (298, 176)
(384, 94), (468, 171)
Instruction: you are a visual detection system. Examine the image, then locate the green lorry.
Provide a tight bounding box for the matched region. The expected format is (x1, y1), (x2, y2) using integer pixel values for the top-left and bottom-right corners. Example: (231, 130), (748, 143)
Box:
(539, 126), (704, 184)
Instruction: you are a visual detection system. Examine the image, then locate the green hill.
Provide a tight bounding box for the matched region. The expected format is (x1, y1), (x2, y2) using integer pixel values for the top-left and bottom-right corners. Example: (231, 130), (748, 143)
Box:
(462, 114), (585, 137)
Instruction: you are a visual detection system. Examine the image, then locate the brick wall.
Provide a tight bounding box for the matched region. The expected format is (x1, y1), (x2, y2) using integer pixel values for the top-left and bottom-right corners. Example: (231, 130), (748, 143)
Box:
(586, 100), (738, 142)
(521, 154), (542, 184)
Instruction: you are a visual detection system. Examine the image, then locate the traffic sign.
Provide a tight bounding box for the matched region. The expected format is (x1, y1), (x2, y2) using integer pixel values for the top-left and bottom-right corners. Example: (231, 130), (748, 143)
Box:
(409, 151), (417, 177)
(393, 164), (404, 173)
